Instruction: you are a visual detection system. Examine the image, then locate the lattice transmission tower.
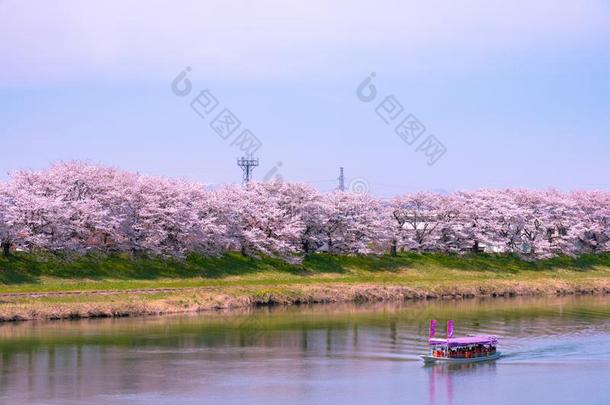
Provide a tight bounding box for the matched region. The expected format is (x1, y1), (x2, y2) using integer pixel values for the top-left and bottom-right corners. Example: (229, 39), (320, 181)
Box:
(337, 167), (346, 191)
(237, 157), (259, 185)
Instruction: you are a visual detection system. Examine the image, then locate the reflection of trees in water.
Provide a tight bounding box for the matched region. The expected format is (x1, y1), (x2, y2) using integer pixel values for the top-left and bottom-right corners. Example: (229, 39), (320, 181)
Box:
(390, 321), (397, 347)
(1, 295), (610, 401)
(3, 295), (610, 351)
(0, 326), (369, 402)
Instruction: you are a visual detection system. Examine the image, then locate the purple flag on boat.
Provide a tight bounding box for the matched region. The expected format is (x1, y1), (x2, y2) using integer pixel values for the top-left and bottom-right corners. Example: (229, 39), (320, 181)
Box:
(429, 319), (436, 338)
(447, 320), (454, 338)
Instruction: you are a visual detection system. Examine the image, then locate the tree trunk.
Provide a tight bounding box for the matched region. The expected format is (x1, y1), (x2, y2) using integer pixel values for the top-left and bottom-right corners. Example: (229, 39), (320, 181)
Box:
(390, 239), (397, 257)
(2, 241), (10, 257)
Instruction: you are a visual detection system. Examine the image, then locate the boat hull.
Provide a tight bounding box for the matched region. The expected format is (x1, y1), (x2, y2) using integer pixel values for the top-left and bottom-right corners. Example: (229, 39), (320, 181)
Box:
(421, 352), (502, 364)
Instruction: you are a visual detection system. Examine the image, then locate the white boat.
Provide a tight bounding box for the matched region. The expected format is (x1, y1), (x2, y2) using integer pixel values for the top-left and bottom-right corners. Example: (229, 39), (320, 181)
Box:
(422, 319), (501, 364)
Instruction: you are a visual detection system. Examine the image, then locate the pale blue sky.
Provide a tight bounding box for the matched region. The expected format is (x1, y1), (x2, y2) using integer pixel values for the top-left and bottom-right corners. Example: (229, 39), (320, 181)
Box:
(1, 0), (609, 196)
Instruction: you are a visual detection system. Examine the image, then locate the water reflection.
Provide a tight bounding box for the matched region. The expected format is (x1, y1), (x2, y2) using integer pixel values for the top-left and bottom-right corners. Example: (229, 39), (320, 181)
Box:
(0, 296), (610, 404)
(426, 362), (497, 405)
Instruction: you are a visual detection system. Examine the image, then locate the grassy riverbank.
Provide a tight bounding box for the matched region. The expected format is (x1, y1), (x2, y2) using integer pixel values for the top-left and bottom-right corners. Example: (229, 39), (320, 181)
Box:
(1, 252), (610, 322)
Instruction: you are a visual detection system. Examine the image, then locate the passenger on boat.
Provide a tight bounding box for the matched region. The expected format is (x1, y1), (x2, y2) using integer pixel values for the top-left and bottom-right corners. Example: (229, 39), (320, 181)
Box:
(447, 344), (496, 358)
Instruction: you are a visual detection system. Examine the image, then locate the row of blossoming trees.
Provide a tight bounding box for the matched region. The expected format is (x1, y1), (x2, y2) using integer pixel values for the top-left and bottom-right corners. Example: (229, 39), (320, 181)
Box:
(0, 162), (608, 260)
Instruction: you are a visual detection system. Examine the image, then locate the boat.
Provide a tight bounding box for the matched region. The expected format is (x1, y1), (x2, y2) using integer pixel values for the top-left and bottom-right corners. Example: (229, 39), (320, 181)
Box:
(421, 319), (501, 364)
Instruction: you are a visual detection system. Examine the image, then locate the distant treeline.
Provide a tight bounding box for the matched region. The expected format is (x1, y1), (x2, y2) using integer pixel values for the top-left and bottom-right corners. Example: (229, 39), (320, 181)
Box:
(0, 162), (608, 260)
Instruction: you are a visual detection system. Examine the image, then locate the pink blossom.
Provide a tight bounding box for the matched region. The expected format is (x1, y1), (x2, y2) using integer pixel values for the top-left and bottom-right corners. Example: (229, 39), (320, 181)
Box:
(0, 162), (608, 260)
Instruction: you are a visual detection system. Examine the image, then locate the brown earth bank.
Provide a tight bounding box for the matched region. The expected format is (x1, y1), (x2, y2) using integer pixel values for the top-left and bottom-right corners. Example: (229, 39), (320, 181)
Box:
(2, 280), (610, 323)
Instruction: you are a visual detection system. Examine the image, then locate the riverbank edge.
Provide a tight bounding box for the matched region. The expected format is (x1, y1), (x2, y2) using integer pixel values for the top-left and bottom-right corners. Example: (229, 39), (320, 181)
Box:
(2, 279), (610, 323)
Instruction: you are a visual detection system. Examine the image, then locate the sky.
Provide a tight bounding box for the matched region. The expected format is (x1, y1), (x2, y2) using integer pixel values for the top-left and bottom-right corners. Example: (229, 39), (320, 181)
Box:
(1, 0), (610, 196)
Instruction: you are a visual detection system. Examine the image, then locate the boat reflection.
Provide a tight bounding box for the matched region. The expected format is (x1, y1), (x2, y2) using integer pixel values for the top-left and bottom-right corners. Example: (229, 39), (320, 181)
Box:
(425, 361), (497, 405)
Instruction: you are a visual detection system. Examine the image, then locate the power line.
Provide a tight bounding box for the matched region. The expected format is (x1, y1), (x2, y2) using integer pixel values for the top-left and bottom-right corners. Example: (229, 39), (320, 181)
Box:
(302, 179), (337, 184)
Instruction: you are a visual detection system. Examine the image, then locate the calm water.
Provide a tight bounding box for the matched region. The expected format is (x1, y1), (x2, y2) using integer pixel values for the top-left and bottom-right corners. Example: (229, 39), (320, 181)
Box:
(1, 296), (610, 404)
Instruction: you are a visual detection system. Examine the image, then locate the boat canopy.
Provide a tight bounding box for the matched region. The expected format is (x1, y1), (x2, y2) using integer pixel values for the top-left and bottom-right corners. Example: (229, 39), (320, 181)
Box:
(429, 335), (498, 347)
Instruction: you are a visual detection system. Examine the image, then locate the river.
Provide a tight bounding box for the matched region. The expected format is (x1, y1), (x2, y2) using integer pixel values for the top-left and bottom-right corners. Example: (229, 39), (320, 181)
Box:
(1, 295), (609, 404)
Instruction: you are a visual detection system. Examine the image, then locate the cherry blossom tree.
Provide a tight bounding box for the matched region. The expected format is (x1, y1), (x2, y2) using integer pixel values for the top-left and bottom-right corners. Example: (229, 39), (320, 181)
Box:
(1, 161), (609, 260)
(319, 192), (386, 254)
(571, 191), (610, 253)
(0, 181), (15, 256)
(216, 182), (306, 260)
(389, 192), (451, 253)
